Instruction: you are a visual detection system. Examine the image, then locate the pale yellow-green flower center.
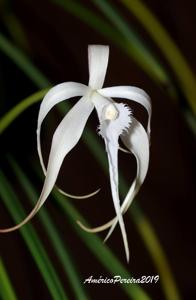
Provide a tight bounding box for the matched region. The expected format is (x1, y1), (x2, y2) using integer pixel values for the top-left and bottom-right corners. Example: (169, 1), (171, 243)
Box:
(103, 104), (119, 120)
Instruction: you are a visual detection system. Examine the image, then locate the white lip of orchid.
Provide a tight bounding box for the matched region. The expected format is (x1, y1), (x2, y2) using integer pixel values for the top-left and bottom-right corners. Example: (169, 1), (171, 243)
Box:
(0, 45), (151, 263)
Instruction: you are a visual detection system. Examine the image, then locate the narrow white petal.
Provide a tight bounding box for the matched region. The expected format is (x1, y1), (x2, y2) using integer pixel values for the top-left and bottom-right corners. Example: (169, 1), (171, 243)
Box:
(121, 117), (150, 212)
(77, 219), (112, 232)
(105, 141), (129, 262)
(98, 86), (151, 137)
(119, 146), (130, 154)
(77, 117), (149, 238)
(37, 95), (94, 209)
(37, 82), (89, 199)
(88, 45), (109, 89)
(38, 82), (87, 128)
(105, 117), (149, 240)
(58, 187), (100, 199)
(0, 96), (93, 232)
(37, 82), (88, 174)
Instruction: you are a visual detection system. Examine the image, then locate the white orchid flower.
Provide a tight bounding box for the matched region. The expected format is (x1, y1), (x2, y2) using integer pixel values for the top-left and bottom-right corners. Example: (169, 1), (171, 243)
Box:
(0, 45), (151, 262)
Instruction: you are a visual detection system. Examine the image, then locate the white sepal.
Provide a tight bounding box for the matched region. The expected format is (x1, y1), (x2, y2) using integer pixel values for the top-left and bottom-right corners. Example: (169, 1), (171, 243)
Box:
(0, 96), (93, 232)
(37, 82), (87, 174)
(104, 139), (130, 262)
(38, 95), (94, 209)
(98, 85), (151, 137)
(37, 82), (95, 199)
(105, 117), (149, 239)
(88, 45), (109, 89)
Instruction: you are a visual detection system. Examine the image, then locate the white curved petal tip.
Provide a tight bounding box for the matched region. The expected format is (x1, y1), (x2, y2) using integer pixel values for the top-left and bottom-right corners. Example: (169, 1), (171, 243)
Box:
(58, 188), (101, 199)
(119, 146), (130, 154)
(76, 219), (112, 233)
(0, 200), (41, 233)
(76, 220), (97, 233)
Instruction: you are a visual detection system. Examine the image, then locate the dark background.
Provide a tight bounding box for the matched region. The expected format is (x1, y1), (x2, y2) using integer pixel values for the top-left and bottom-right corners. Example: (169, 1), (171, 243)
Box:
(0, 0), (195, 299)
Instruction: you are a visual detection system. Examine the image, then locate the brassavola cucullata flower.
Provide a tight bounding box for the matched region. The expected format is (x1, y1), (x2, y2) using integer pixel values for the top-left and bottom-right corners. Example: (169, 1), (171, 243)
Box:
(0, 45), (151, 262)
